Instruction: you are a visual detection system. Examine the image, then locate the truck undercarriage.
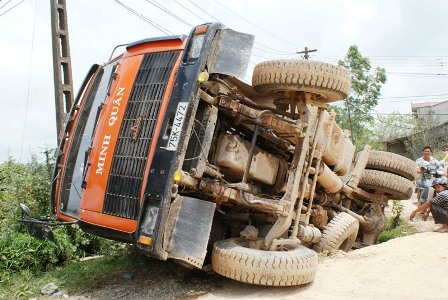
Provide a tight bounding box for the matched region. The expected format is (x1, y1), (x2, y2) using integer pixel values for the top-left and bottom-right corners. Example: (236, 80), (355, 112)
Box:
(21, 22), (417, 286)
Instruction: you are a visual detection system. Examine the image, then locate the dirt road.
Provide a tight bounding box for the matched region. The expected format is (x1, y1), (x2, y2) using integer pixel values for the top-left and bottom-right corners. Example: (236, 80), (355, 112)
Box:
(198, 198), (448, 300)
(78, 198), (447, 300)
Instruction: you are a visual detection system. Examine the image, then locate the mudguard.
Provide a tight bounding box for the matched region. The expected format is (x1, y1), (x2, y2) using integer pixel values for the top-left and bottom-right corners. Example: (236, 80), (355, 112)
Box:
(208, 29), (254, 79)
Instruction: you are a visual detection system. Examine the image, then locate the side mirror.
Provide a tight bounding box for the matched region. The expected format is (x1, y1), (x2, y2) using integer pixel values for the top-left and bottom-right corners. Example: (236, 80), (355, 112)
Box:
(17, 203), (76, 242)
(19, 203), (32, 217)
(18, 203), (55, 242)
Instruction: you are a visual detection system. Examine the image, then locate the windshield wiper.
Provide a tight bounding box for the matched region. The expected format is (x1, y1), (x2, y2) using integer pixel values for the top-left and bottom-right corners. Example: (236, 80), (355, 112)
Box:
(81, 102), (104, 189)
(81, 146), (91, 189)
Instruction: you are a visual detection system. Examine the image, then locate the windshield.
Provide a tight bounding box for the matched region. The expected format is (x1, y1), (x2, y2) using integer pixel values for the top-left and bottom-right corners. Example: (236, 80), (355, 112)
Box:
(59, 61), (118, 218)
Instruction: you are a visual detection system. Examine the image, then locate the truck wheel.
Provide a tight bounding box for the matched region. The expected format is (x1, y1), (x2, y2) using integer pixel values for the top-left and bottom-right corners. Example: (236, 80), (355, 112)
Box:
(252, 59), (351, 102)
(314, 212), (359, 253)
(212, 238), (318, 286)
(361, 150), (418, 180)
(358, 170), (414, 200)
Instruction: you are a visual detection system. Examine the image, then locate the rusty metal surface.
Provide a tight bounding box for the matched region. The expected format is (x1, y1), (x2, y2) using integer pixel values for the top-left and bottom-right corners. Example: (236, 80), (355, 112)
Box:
(214, 134), (280, 185)
(347, 145), (371, 189)
(351, 187), (389, 205)
(217, 97), (303, 143)
(189, 105), (218, 179)
(317, 163), (343, 193)
(310, 206), (328, 229)
(198, 179), (286, 215)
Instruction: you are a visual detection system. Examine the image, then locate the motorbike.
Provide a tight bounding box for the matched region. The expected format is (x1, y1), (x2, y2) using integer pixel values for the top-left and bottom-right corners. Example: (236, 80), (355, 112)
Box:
(415, 161), (444, 204)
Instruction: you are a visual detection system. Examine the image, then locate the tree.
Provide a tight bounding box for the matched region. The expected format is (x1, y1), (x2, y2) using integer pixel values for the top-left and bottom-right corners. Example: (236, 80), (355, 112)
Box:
(370, 112), (415, 147)
(333, 45), (387, 150)
(406, 115), (447, 158)
(370, 112), (448, 159)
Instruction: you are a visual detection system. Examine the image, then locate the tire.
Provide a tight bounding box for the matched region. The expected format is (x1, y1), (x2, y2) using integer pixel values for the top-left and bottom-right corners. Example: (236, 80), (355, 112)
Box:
(358, 169), (414, 200)
(252, 59), (351, 102)
(212, 238), (318, 286)
(361, 150), (418, 180)
(314, 212), (359, 253)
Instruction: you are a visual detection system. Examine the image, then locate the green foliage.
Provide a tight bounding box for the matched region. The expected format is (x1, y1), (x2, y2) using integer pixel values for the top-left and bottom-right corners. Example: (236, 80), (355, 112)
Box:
(405, 116), (448, 158)
(370, 113), (416, 145)
(14, 283), (33, 299)
(391, 200), (404, 228)
(378, 216), (418, 243)
(333, 45), (387, 150)
(0, 150), (120, 279)
(0, 250), (134, 300)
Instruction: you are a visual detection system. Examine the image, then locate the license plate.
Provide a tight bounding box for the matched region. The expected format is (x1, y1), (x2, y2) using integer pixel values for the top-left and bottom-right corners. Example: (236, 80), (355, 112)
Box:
(166, 102), (188, 151)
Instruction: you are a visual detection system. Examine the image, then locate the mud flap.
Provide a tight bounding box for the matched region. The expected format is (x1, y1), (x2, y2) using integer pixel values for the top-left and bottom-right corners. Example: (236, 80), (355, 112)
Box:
(165, 196), (216, 268)
(208, 29), (254, 79)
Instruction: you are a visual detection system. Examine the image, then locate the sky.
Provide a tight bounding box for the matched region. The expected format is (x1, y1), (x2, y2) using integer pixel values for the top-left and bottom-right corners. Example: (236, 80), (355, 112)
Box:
(1, 0), (448, 163)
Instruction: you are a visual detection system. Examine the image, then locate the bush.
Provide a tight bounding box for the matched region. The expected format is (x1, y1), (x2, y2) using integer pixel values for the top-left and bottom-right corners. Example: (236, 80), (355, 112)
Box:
(378, 217), (418, 243)
(0, 151), (119, 278)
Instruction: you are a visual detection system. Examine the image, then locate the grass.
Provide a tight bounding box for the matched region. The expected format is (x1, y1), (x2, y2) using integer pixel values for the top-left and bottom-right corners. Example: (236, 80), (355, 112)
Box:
(378, 216), (419, 243)
(0, 250), (143, 300)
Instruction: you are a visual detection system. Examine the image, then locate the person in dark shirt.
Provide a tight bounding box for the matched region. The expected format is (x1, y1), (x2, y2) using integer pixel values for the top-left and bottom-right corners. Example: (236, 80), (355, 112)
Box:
(410, 178), (448, 232)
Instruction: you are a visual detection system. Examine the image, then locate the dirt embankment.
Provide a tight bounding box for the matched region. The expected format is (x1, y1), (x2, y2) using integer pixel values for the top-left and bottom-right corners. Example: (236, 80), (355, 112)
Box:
(197, 199), (447, 300)
(67, 198), (448, 300)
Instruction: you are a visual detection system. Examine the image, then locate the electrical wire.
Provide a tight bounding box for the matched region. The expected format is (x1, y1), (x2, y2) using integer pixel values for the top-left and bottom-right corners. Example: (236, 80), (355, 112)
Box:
(19, 0), (37, 162)
(112, 0), (172, 35)
(188, 0), (297, 55)
(0, 0), (12, 10)
(0, 0), (24, 17)
(144, 0), (193, 28)
(380, 93), (448, 100)
(188, 0), (219, 21)
(174, 0), (208, 23)
(214, 0), (302, 49)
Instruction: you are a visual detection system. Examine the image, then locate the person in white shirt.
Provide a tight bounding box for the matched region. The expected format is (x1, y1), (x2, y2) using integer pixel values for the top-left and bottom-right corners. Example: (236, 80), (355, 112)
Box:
(415, 146), (439, 206)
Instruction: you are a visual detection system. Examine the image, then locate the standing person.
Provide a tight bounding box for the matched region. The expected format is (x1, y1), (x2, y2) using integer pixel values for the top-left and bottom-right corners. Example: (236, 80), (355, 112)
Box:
(410, 178), (448, 233)
(415, 146), (439, 206)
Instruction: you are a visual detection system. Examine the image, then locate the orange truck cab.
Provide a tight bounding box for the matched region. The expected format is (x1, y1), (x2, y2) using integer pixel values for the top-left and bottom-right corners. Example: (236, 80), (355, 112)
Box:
(50, 22), (254, 265)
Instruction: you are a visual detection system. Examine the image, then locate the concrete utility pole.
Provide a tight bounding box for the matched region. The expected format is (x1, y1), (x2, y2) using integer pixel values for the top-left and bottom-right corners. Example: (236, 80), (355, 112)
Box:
(297, 47), (317, 59)
(50, 0), (74, 141)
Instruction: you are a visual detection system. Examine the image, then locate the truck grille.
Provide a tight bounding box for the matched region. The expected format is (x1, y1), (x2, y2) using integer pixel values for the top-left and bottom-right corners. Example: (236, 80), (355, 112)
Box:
(103, 51), (180, 219)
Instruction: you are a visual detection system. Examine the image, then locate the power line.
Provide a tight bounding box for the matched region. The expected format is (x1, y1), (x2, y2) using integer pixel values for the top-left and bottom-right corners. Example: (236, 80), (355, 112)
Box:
(214, 0), (302, 49)
(0, 0), (24, 17)
(20, 0), (37, 162)
(252, 45), (296, 56)
(379, 98), (448, 104)
(0, 0), (12, 10)
(112, 0), (172, 35)
(387, 71), (448, 76)
(173, 0), (208, 23)
(372, 112), (448, 116)
(188, 0), (296, 55)
(188, 0), (219, 21)
(380, 93), (448, 100)
(144, 0), (193, 28)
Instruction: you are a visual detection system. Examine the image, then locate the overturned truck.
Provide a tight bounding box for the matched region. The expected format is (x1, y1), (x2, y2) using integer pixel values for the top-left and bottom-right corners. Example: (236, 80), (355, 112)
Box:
(27, 23), (417, 286)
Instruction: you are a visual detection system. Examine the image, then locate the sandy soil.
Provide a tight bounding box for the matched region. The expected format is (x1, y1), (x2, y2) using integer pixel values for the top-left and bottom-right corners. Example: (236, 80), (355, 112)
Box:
(198, 197), (448, 300)
(67, 195), (447, 300)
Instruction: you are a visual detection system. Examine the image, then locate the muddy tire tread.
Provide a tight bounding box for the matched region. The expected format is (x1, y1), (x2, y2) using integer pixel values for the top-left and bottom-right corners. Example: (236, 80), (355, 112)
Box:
(363, 150), (418, 180)
(212, 238), (318, 286)
(252, 59), (351, 102)
(314, 212), (359, 253)
(358, 169), (414, 200)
